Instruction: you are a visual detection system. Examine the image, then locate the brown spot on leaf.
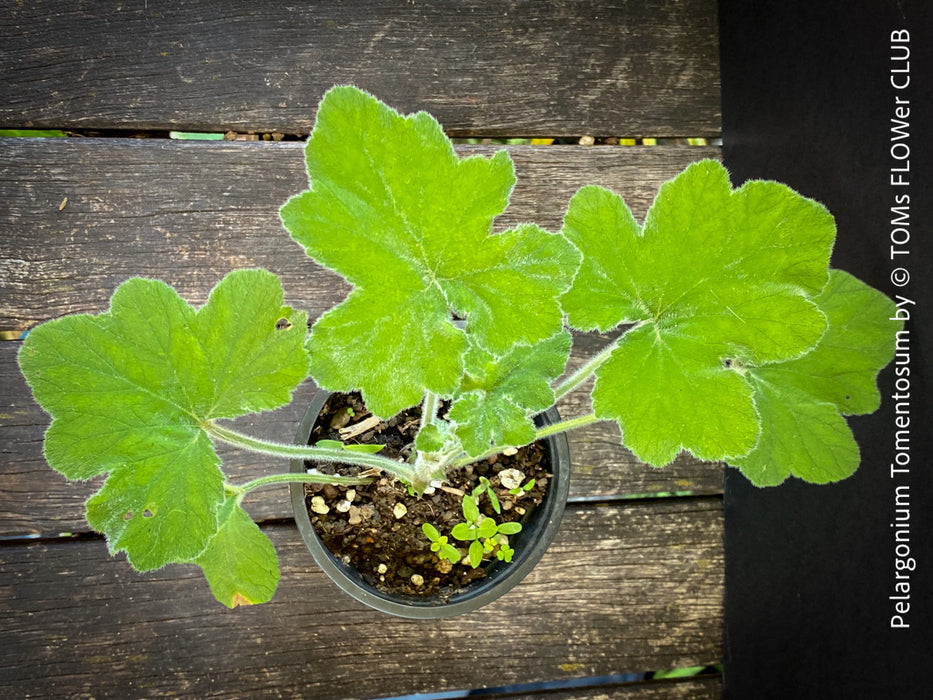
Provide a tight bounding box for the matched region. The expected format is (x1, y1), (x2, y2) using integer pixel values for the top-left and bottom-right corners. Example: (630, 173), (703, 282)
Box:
(230, 593), (253, 608)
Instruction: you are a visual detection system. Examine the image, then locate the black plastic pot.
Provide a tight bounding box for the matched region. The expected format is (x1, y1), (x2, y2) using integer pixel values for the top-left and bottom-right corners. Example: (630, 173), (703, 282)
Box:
(290, 390), (571, 619)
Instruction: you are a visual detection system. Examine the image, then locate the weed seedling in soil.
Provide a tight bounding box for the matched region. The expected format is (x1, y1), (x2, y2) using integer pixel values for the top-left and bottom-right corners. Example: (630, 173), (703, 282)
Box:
(448, 494), (523, 568)
(422, 523), (462, 565)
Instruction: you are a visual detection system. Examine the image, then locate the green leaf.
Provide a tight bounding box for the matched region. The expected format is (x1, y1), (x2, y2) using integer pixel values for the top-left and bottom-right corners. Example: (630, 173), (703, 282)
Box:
(422, 522), (441, 541)
(440, 543), (462, 563)
(477, 517), (498, 539)
(497, 521), (522, 535)
(192, 498), (280, 608)
(471, 477), (490, 498)
(468, 540), (484, 568)
(451, 522), (475, 541)
(280, 86), (580, 417)
(462, 494), (480, 523)
(450, 331), (572, 456)
(730, 270), (900, 485)
(414, 419), (460, 456)
(487, 485), (501, 515)
(415, 424), (445, 453)
(17, 269), (310, 570)
(85, 433), (222, 569)
(595, 325), (761, 466)
(561, 161), (835, 466)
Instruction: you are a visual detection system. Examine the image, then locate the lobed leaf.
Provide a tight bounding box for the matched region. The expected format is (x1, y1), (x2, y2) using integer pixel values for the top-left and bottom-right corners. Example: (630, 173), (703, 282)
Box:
(281, 86), (580, 417)
(561, 161), (836, 466)
(18, 269), (310, 571)
(730, 270), (900, 485)
(192, 497), (280, 608)
(450, 331), (572, 456)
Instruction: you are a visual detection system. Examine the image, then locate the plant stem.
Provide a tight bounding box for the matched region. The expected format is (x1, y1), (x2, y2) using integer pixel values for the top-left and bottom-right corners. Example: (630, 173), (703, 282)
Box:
(532, 412), (602, 440)
(229, 471), (375, 497)
(204, 422), (416, 483)
(446, 412), (602, 470)
(420, 392), (440, 431)
(552, 339), (620, 400)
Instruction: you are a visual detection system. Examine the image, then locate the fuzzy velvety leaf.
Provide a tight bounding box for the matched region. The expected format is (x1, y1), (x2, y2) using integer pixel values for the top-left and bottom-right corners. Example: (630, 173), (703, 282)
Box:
(18, 269), (309, 570)
(450, 331), (572, 456)
(730, 270), (900, 485)
(414, 417), (462, 459)
(561, 161), (836, 466)
(85, 433), (223, 570)
(594, 325), (761, 466)
(280, 86), (580, 417)
(193, 498), (280, 608)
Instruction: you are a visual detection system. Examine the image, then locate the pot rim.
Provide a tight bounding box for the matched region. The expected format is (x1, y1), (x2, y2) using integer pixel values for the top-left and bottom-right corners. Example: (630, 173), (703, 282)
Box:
(290, 389), (571, 619)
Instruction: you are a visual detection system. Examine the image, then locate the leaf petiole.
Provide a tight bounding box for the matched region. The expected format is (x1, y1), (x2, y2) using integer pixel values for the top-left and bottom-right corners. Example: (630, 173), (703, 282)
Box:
(447, 412), (602, 470)
(204, 422), (417, 484)
(227, 471), (376, 498)
(420, 392), (441, 432)
(552, 331), (635, 400)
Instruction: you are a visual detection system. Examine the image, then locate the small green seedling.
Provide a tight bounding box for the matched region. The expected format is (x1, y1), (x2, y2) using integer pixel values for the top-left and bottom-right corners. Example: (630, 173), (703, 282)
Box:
(450, 494), (522, 568)
(472, 476), (500, 514)
(496, 541), (516, 563)
(422, 523), (461, 564)
(508, 478), (535, 497)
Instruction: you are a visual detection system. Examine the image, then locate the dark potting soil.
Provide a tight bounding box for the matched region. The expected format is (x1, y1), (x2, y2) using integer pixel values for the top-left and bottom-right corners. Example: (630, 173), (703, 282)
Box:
(301, 392), (552, 600)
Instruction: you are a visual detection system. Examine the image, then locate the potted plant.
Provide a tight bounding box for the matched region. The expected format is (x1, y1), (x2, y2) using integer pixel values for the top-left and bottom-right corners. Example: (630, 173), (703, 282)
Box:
(17, 86), (900, 616)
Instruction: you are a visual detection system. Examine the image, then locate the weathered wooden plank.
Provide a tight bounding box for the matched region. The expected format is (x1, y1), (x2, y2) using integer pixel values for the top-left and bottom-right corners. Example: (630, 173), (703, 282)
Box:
(0, 138), (720, 330)
(0, 139), (725, 535)
(0, 0), (721, 137)
(0, 500), (723, 699)
(0, 340), (723, 536)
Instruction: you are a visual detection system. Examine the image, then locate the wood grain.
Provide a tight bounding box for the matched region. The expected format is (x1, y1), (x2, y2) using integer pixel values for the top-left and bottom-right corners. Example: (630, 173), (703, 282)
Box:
(0, 138), (720, 331)
(0, 500), (723, 699)
(0, 139), (725, 535)
(0, 0), (721, 137)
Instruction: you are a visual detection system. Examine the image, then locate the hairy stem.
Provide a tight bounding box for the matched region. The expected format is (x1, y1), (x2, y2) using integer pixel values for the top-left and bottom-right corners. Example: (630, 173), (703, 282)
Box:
(228, 471), (375, 497)
(446, 412), (602, 470)
(552, 328), (637, 400)
(532, 412), (602, 440)
(205, 422), (417, 483)
(420, 392), (440, 431)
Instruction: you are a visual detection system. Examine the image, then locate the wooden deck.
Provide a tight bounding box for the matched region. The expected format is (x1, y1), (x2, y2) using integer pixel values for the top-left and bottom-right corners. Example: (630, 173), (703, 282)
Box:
(0, 2), (724, 697)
